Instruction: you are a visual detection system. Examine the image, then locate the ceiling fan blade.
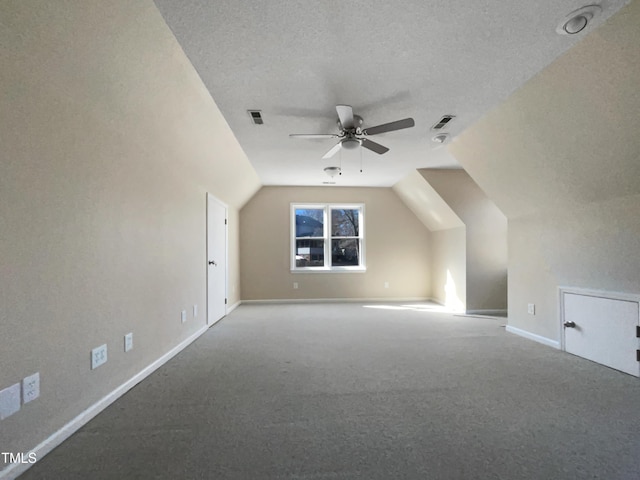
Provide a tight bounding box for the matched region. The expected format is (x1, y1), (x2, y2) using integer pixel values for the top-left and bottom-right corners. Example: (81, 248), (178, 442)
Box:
(289, 134), (338, 139)
(322, 142), (342, 159)
(336, 105), (355, 129)
(362, 117), (415, 136)
(361, 138), (389, 155)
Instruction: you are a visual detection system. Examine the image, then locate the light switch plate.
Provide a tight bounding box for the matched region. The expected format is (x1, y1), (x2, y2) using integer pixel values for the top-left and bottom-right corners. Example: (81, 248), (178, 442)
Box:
(181, 310), (187, 323)
(527, 303), (536, 315)
(22, 372), (40, 404)
(0, 383), (21, 420)
(193, 304), (198, 318)
(124, 333), (133, 352)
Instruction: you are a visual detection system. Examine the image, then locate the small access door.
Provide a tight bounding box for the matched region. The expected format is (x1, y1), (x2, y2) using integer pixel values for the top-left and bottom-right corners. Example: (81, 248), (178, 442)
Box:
(562, 290), (640, 376)
(207, 193), (227, 325)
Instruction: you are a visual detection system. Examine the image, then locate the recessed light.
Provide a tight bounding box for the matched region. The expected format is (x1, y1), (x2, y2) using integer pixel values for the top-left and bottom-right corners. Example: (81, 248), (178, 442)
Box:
(564, 15), (589, 34)
(556, 5), (602, 35)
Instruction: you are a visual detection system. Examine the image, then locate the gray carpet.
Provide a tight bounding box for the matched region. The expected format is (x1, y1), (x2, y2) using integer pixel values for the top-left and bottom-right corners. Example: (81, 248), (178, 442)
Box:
(19, 302), (640, 479)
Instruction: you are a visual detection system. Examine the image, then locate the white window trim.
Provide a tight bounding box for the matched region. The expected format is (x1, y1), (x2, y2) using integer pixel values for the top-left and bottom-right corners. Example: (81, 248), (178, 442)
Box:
(290, 203), (366, 273)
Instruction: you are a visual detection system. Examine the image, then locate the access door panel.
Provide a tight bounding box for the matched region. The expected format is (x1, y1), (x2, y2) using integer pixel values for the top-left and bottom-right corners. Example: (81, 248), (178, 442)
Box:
(563, 292), (639, 376)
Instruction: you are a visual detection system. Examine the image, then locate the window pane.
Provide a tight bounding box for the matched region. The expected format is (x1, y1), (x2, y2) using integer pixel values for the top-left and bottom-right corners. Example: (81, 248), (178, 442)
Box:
(295, 239), (324, 267)
(295, 209), (324, 237)
(331, 209), (359, 237)
(331, 239), (360, 266)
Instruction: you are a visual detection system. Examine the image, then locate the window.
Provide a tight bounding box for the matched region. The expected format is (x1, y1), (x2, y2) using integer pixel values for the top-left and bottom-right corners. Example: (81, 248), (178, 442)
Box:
(291, 203), (365, 272)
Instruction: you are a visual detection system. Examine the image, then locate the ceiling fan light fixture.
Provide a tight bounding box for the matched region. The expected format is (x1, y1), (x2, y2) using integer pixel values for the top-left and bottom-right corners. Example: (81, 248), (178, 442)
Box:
(324, 166), (341, 178)
(341, 138), (361, 150)
(556, 5), (602, 35)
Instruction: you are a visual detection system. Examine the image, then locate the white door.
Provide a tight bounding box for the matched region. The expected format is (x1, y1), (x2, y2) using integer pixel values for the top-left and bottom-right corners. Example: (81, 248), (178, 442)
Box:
(563, 292), (640, 376)
(207, 193), (227, 325)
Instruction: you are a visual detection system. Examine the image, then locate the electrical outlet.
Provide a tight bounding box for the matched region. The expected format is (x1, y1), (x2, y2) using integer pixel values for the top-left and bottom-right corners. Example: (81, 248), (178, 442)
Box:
(22, 373), (40, 404)
(91, 344), (108, 370)
(527, 303), (536, 315)
(0, 383), (21, 420)
(181, 310), (187, 323)
(384, 282), (389, 289)
(124, 333), (133, 352)
(293, 282), (299, 289)
(193, 304), (198, 318)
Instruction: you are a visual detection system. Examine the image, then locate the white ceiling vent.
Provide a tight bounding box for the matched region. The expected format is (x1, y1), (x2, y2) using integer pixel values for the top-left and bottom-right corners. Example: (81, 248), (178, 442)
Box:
(431, 115), (455, 130)
(247, 110), (264, 125)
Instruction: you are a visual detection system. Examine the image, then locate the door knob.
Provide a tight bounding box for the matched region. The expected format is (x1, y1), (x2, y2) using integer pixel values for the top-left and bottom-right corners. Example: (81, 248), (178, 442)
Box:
(208, 260), (217, 266)
(564, 321), (576, 328)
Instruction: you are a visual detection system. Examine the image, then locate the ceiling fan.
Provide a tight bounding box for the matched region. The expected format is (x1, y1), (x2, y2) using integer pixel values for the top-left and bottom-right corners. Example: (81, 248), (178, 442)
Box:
(289, 105), (415, 159)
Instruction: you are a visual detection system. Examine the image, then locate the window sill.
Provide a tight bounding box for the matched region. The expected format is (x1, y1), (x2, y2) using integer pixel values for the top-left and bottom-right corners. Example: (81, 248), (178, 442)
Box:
(291, 267), (367, 274)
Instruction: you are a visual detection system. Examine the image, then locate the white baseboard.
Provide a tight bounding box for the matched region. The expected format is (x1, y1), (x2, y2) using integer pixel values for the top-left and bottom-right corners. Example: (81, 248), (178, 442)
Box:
(227, 300), (241, 314)
(505, 325), (560, 349)
(467, 309), (508, 316)
(241, 297), (431, 305)
(0, 325), (209, 480)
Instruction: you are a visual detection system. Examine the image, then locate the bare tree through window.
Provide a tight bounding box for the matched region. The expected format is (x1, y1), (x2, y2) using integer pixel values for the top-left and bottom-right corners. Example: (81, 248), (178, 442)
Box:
(331, 209), (360, 266)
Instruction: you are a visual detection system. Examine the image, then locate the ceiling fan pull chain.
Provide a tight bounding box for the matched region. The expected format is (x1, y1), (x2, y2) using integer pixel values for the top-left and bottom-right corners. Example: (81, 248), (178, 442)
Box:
(360, 145), (363, 173)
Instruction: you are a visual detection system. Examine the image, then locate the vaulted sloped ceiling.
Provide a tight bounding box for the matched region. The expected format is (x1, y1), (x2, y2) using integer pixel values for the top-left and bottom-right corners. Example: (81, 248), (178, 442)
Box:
(153, 0), (630, 187)
(392, 170), (463, 231)
(449, 0), (640, 219)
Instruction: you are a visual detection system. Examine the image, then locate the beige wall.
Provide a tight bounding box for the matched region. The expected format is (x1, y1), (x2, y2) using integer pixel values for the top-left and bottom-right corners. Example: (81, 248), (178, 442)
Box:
(449, 0), (640, 340)
(420, 170), (508, 313)
(430, 227), (466, 311)
(240, 186), (432, 300)
(0, 0), (260, 468)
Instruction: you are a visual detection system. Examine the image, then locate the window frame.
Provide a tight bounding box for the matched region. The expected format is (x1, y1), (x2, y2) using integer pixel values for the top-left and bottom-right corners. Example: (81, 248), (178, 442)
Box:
(290, 203), (366, 273)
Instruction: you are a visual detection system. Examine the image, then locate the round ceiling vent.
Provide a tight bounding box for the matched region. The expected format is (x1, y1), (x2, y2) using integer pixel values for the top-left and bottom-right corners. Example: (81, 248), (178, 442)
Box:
(556, 5), (602, 35)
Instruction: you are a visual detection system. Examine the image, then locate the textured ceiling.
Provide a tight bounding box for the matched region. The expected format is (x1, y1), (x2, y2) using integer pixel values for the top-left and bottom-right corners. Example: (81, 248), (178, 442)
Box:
(153, 0), (629, 187)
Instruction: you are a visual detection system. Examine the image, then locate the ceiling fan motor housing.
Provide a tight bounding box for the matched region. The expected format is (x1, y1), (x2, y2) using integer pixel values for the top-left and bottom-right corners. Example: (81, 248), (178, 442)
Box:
(338, 114), (363, 132)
